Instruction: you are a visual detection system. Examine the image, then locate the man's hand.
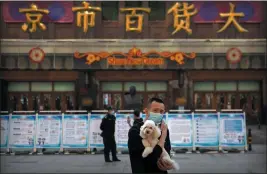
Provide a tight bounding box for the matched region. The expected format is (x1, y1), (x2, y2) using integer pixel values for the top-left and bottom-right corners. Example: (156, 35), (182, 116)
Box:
(127, 116), (131, 125)
(157, 157), (174, 171)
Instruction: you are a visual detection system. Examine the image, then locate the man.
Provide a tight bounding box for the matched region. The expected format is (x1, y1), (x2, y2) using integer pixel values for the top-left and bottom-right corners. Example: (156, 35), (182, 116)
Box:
(128, 98), (173, 173)
(127, 109), (143, 128)
(100, 106), (120, 162)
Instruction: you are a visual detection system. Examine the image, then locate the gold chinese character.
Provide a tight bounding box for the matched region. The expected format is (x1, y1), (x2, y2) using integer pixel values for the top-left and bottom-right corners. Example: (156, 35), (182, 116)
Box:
(120, 8), (151, 32)
(167, 2), (197, 35)
(72, 1), (101, 33)
(218, 3), (248, 33)
(19, 4), (49, 33)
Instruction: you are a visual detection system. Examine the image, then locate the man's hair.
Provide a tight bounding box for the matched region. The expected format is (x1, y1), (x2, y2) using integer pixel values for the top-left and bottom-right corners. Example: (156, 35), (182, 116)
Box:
(133, 109), (140, 117)
(148, 97), (164, 107)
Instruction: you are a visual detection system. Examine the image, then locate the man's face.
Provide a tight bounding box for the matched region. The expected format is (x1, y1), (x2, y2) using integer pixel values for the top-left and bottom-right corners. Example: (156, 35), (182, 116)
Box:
(108, 110), (114, 115)
(145, 101), (165, 118)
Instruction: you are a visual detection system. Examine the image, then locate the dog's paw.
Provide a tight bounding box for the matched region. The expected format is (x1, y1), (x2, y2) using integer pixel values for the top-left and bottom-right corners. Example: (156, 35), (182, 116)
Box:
(142, 147), (153, 158)
(142, 151), (148, 158)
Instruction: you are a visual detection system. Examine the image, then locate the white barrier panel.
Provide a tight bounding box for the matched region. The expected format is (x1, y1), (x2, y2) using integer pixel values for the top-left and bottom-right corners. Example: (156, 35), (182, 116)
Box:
(36, 114), (62, 148)
(168, 113), (193, 148)
(2, 111), (248, 153)
(0, 114), (9, 149)
(9, 114), (36, 148)
(193, 113), (219, 147)
(219, 112), (247, 148)
(115, 113), (133, 148)
(62, 114), (89, 148)
(89, 114), (105, 148)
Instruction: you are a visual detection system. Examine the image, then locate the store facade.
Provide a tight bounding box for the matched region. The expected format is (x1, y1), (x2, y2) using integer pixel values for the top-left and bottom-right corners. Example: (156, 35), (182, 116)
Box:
(0, 1), (267, 124)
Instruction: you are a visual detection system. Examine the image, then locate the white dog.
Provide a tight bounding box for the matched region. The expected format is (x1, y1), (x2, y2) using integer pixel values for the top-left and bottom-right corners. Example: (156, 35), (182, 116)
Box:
(140, 120), (179, 171)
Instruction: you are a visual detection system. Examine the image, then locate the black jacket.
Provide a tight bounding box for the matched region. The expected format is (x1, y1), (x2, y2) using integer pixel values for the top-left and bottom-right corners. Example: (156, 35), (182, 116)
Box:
(128, 121), (171, 173)
(100, 113), (116, 138)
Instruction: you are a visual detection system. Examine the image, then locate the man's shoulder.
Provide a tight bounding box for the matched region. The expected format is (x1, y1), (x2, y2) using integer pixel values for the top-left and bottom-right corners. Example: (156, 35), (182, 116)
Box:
(129, 124), (141, 134)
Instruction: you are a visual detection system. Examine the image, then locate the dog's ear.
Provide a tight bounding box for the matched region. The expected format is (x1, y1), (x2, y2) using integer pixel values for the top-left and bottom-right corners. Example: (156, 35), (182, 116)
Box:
(152, 126), (161, 139)
(140, 125), (146, 139)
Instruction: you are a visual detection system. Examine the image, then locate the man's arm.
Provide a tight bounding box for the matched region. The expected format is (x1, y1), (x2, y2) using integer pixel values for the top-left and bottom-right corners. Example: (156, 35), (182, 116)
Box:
(164, 129), (171, 155)
(100, 118), (105, 131)
(128, 128), (163, 168)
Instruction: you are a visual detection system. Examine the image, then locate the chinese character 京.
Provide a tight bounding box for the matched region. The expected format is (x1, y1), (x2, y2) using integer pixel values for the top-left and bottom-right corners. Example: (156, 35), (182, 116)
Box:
(120, 8), (151, 32)
(167, 2), (197, 35)
(218, 3), (248, 33)
(19, 4), (49, 33)
(72, 1), (101, 33)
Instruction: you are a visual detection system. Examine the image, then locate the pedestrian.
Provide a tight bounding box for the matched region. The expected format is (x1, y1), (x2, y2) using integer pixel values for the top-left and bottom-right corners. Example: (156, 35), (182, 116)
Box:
(128, 97), (172, 173)
(100, 106), (121, 162)
(127, 109), (143, 128)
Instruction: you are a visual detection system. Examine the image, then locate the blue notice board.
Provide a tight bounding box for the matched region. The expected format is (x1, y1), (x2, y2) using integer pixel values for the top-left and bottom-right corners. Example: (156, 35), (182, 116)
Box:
(219, 113), (246, 146)
(194, 113), (219, 147)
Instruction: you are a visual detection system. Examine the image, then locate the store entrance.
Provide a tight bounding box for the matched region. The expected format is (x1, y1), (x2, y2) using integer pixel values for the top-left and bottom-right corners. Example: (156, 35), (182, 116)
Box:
(100, 81), (169, 111)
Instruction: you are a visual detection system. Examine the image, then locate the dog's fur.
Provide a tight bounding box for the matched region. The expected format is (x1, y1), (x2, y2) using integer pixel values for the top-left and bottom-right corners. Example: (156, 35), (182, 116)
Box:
(140, 120), (179, 171)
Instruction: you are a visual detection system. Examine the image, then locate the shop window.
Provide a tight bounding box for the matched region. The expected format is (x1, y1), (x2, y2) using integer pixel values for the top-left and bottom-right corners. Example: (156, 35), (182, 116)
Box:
(216, 82), (237, 91)
(148, 2), (165, 21)
(205, 93), (213, 109)
(124, 82), (145, 92)
(20, 94), (28, 111)
(216, 93), (225, 111)
(54, 82), (75, 92)
(194, 93), (202, 109)
(146, 82), (167, 91)
(9, 95), (18, 111)
(113, 94), (122, 110)
(193, 82), (214, 91)
(251, 94), (260, 112)
(31, 82), (52, 92)
(102, 82), (123, 91)
(55, 95), (61, 110)
(32, 95), (40, 111)
(227, 93), (236, 109)
(240, 94), (248, 111)
(43, 94), (51, 110)
(8, 82), (30, 92)
(238, 81), (260, 91)
(66, 95), (74, 110)
(102, 2), (119, 21)
(125, 1), (142, 7)
(103, 93), (112, 109)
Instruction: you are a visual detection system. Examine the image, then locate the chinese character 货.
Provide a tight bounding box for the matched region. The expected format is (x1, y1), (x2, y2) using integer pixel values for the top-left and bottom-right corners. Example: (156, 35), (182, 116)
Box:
(167, 2), (198, 35)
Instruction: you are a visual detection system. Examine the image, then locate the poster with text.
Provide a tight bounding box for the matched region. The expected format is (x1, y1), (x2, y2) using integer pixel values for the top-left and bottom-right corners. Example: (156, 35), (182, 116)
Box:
(36, 115), (62, 148)
(63, 114), (88, 148)
(194, 113), (219, 147)
(220, 113), (246, 146)
(9, 115), (36, 148)
(89, 114), (105, 148)
(0, 115), (9, 148)
(168, 113), (193, 147)
(116, 113), (133, 148)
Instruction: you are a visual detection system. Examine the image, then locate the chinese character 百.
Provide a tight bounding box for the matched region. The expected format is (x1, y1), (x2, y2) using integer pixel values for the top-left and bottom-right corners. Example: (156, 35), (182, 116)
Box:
(167, 2), (197, 35)
(218, 3), (248, 33)
(19, 4), (49, 33)
(72, 1), (101, 33)
(120, 8), (151, 32)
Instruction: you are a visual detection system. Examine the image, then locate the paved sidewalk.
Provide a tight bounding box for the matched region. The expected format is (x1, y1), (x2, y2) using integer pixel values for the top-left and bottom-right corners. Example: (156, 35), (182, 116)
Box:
(247, 125), (266, 144)
(1, 145), (266, 173)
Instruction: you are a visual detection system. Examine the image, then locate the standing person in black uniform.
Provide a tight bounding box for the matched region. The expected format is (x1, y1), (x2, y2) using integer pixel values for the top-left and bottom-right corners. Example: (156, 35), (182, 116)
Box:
(100, 106), (121, 162)
(127, 109), (143, 128)
(128, 97), (173, 173)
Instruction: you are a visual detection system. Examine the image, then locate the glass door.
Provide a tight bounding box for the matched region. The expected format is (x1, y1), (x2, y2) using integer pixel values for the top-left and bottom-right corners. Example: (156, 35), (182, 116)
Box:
(102, 93), (123, 110)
